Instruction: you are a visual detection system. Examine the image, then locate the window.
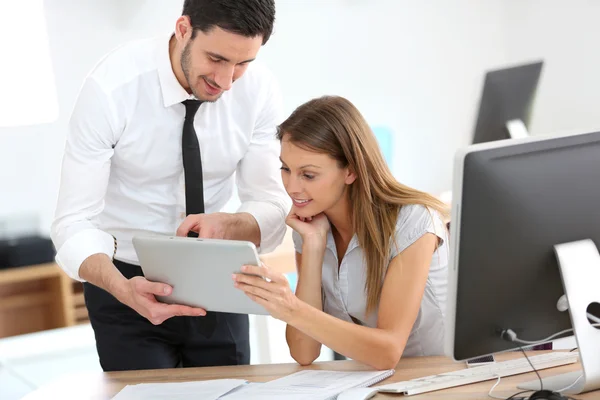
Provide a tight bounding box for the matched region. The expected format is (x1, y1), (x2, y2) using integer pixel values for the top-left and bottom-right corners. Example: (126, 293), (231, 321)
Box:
(0, 0), (58, 127)
(372, 126), (394, 168)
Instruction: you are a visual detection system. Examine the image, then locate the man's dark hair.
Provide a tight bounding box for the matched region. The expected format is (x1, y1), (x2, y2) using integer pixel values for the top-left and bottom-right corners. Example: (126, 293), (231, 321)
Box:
(182, 0), (275, 45)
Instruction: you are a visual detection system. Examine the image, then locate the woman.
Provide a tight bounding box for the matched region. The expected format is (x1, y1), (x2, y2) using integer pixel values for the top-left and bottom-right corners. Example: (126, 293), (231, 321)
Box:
(232, 96), (449, 370)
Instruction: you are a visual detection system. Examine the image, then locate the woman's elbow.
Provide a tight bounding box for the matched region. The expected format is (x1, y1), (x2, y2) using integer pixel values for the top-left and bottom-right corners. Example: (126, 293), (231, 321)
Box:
(370, 345), (403, 370)
(293, 355), (317, 366)
(290, 348), (319, 366)
(372, 355), (401, 370)
(286, 331), (320, 366)
(292, 354), (317, 367)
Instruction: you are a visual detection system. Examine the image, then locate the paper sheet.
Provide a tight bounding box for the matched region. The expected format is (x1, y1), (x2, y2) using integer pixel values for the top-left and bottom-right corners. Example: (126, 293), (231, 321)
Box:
(218, 382), (262, 396)
(220, 370), (394, 400)
(111, 379), (247, 400)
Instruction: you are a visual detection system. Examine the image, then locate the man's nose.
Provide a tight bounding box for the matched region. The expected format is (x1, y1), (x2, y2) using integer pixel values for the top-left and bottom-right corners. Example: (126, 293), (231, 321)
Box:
(214, 65), (235, 91)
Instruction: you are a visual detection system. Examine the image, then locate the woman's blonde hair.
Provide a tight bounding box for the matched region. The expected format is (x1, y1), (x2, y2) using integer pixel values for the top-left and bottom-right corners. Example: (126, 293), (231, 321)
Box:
(277, 96), (449, 313)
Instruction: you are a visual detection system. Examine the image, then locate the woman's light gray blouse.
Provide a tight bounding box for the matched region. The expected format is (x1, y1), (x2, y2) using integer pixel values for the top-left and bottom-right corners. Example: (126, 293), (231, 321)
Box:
(292, 204), (449, 357)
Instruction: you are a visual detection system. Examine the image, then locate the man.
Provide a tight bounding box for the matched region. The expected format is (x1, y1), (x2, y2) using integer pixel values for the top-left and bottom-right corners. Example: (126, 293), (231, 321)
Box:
(51, 0), (289, 371)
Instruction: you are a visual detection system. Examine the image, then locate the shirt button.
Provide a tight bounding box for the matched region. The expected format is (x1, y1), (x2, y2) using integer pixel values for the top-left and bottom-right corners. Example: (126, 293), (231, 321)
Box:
(180, 212), (185, 219)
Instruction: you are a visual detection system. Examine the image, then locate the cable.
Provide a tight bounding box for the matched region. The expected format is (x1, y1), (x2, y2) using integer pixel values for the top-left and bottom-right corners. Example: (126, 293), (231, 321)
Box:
(506, 390), (532, 400)
(487, 374), (505, 399)
(495, 346), (542, 400)
(490, 347), (582, 400)
(500, 345), (582, 400)
(501, 322), (600, 346)
(487, 375), (537, 400)
(496, 322), (593, 400)
(586, 312), (600, 324)
(501, 328), (572, 345)
(519, 346), (543, 391)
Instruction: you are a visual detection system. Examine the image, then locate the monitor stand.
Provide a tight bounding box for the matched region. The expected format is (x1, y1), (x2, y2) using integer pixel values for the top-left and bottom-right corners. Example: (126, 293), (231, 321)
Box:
(518, 239), (600, 394)
(505, 119), (530, 139)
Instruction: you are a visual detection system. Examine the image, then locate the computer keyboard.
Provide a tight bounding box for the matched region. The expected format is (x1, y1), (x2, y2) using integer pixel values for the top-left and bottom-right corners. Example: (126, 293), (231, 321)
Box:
(375, 351), (579, 396)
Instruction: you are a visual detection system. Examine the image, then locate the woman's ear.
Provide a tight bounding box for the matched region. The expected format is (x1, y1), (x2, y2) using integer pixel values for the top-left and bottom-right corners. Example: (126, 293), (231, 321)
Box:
(344, 168), (357, 185)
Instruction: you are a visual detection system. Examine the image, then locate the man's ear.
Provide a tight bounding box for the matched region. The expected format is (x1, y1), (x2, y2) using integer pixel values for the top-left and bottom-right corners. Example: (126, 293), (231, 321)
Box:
(175, 16), (193, 41)
(345, 168), (357, 185)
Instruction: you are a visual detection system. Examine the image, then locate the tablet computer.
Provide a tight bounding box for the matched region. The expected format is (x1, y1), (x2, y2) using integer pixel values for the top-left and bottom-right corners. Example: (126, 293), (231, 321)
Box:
(132, 236), (269, 315)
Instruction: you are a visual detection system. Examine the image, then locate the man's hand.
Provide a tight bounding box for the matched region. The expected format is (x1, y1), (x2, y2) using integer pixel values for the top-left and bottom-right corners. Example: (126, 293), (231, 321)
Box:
(80, 253), (206, 325)
(176, 212), (261, 245)
(177, 212), (235, 238)
(116, 276), (206, 325)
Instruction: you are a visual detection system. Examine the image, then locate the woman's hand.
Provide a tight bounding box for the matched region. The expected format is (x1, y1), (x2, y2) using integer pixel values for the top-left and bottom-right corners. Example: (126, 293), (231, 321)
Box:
(285, 207), (330, 245)
(233, 264), (304, 323)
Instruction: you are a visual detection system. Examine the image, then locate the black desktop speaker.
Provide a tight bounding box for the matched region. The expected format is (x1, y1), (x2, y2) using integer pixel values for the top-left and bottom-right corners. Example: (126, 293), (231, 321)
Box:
(0, 236), (56, 270)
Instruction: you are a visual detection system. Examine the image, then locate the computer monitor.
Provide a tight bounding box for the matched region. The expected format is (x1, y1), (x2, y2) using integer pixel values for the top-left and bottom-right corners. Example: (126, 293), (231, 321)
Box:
(446, 130), (600, 394)
(472, 61), (543, 144)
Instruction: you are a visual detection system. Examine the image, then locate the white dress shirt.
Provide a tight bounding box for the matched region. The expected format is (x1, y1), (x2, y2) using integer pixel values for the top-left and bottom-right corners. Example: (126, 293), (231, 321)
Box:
(51, 34), (291, 281)
(293, 204), (449, 357)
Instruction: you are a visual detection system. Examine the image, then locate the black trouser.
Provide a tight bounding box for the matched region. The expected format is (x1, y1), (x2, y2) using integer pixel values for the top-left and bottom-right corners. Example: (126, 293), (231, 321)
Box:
(83, 259), (250, 371)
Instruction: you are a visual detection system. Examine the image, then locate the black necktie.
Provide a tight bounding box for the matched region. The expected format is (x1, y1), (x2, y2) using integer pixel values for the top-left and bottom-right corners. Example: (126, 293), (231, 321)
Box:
(182, 100), (204, 238)
(181, 99), (217, 338)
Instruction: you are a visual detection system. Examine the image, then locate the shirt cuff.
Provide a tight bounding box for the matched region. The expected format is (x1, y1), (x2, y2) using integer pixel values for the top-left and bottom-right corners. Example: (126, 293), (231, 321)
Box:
(55, 229), (116, 282)
(237, 200), (287, 254)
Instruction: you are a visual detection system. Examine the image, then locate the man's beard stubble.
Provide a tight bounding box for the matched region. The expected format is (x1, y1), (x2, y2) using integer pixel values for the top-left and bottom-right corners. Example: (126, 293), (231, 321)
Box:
(181, 42), (224, 103)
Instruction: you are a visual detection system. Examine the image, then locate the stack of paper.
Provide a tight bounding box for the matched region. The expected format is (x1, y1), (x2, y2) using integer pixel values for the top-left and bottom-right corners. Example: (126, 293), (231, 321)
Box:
(111, 379), (246, 400)
(111, 370), (394, 399)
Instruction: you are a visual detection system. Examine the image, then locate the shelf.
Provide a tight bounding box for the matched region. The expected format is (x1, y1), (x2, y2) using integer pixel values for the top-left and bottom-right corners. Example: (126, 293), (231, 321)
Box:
(0, 292), (54, 311)
(0, 263), (77, 338)
(0, 263), (62, 285)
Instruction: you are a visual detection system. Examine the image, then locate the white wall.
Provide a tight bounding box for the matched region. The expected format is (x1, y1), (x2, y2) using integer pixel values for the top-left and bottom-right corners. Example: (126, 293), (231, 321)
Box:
(262, 0), (509, 194)
(503, 0), (600, 137)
